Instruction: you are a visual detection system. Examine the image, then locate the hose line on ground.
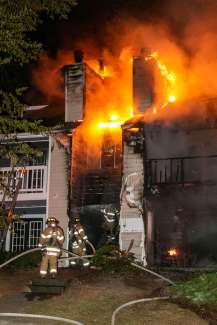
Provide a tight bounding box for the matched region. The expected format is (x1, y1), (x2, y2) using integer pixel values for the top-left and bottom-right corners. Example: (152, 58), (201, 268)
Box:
(111, 296), (169, 325)
(131, 262), (175, 286)
(0, 313), (85, 325)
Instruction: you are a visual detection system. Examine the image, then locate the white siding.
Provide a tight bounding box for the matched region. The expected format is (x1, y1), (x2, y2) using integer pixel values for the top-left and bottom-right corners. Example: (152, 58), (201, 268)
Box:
(47, 137), (69, 249)
(119, 143), (146, 264)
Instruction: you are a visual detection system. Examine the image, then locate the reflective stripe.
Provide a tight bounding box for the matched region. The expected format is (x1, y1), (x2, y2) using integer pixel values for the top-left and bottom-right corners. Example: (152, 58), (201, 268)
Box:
(50, 269), (57, 273)
(78, 229), (84, 234)
(46, 247), (60, 252)
(83, 262), (90, 266)
(41, 234), (52, 239)
(47, 252), (58, 256)
(40, 270), (47, 274)
(83, 236), (87, 240)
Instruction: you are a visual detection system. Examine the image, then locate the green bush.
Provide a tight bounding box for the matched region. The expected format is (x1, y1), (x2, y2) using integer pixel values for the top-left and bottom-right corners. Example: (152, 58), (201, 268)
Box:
(174, 273), (217, 304)
(0, 250), (41, 269)
(92, 245), (137, 274)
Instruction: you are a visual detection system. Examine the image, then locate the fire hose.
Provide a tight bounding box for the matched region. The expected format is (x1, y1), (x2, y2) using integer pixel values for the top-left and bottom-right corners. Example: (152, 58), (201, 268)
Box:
(111, 296), (170, 325)
(0, 246), (176, 325)
(0, 246), (95, 324)
(0, 243), (96, 270)
(131, 262), (175, 285)
(0, 313), (85, 325)
(110, 262), (175, 325)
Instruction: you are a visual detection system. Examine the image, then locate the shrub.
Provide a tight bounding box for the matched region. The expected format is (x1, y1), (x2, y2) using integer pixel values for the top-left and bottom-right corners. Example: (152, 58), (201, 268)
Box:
(174, 273), (217, 304)
(0, 250), (41, 269)
(92, 244), (137, 274)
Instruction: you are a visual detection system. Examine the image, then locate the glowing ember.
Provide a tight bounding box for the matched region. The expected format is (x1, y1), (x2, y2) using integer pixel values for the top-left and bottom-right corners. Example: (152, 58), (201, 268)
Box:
(168, 248), (178, 257)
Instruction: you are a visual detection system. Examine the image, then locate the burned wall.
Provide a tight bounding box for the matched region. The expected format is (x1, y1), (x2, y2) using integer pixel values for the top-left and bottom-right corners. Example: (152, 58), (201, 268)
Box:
(144, 123), (217, 266)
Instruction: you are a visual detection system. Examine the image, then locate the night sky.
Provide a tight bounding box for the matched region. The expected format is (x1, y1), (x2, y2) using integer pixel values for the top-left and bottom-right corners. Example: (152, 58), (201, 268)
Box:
(27, 0), (169, 104)
(36, 0), (185, 56)
(25, 0), (215, 107)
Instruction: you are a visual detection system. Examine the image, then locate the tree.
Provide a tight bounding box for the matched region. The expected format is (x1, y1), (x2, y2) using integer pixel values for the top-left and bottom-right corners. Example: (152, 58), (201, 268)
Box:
(0, 0), (77, 164)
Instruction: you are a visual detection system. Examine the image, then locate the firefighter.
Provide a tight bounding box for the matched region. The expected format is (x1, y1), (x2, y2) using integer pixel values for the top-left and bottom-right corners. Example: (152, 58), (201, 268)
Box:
(38, 217), (64, 278)
(70, 216), (89, 267)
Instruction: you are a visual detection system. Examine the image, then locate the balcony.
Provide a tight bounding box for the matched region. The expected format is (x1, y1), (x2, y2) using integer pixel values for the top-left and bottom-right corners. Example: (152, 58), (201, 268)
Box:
(145, 155), (217, 189)
(0, 165), (47, 201)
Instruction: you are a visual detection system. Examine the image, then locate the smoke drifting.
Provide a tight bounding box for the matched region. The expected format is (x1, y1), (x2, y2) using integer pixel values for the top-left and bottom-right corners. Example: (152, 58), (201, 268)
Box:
(32, 0), (217, 122)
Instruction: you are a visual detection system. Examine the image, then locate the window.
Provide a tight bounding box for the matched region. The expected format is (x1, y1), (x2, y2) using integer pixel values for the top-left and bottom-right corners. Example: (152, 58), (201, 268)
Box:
(11, 219), (43, 252)
(29, 221), (43, 248)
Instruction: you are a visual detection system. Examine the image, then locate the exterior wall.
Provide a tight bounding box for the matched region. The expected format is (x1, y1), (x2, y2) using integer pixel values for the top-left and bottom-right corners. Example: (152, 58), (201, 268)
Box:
(119, 143), (146, 264)
(144, 124), (217, 266)
(1, 134), (70, 255)
(47, 136), (69, 249)
(0, 134), (49, 252)
(145, 125), (217, 159)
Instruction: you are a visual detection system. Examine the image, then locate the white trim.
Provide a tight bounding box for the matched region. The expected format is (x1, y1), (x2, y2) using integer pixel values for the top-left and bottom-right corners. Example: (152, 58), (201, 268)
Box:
(64, 226), (69, 251)
(17, 214), (45, 219)
(14, 207), (46, 209)
(16, 133), (48, 139)
(13, 193), (47, 201)
(5, 230), (11, 252)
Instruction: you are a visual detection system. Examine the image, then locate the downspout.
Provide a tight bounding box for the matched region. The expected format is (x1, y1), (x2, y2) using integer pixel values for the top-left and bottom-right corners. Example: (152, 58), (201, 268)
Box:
(68, 132), (73, 249)
(46, 135), (52, 225)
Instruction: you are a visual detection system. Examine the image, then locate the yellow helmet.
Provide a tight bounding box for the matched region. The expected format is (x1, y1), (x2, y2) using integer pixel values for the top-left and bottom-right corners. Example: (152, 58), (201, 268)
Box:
(46, 216), (59, 225)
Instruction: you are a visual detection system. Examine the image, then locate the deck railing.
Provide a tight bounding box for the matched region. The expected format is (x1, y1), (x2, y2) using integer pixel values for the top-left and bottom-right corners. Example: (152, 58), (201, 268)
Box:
(0, 165), (47, 199)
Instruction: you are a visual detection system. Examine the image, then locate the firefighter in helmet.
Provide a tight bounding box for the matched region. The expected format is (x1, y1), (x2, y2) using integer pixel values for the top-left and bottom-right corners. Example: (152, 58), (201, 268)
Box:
(38, 217), (64, 278)
(70, 216), (89, 267)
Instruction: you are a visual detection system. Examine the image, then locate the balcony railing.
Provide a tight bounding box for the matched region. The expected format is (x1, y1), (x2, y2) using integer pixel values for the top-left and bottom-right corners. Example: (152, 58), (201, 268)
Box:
(0, 165), (47, 200)
(145, 155), (217, 189)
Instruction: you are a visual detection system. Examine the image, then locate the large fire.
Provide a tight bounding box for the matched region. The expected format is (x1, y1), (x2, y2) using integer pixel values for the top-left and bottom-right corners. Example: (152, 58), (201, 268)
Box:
(31, 12), (217, 169)
(145, 51), (177, 110)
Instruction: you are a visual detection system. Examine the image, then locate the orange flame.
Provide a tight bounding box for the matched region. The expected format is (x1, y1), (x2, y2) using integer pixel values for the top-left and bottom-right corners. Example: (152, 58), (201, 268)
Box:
(168, 248), (178, 257)
(145, 52), (177, 111)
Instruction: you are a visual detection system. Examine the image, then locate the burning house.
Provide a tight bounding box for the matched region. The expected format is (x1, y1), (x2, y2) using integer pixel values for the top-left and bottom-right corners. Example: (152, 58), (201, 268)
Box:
(64, 53), (123, 245)
(2, 39), (217, 269)
(120, 52), (217, 267)
(0, 51), (124, 253)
